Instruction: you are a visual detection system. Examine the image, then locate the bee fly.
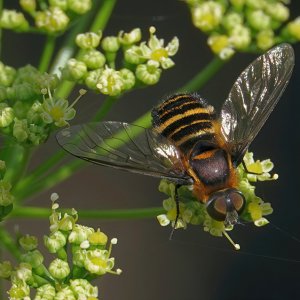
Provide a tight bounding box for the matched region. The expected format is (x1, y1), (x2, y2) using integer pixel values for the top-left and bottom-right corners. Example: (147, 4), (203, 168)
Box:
(57, 44), (294, 227)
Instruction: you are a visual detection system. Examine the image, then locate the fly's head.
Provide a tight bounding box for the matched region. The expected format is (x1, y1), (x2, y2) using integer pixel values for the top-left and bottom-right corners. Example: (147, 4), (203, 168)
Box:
(206, 188), (246, 227)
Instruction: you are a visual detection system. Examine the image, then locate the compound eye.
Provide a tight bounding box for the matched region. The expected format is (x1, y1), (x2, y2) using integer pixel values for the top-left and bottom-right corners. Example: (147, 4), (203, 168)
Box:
(206, 195), (227, 221)
(229, 191), (245, 214)
(206, 190), (246, 222)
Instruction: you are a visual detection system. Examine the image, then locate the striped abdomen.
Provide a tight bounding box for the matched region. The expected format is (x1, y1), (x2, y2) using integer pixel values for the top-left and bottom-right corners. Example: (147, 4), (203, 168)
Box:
(152, 93), (237, 201)
(151, 93), (217, 153)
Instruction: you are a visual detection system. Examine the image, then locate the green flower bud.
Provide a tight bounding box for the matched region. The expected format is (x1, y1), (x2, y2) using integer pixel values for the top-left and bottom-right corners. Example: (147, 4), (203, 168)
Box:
(119, 68), (135, 90)
(28, 124), (48, 145)
(35, 73), (59, 92)
(49, 0), (68, 10)
(13, 101), (30, 119)
(35, 7), (69, 33)
(96, 67), (124, 96)
(13, 119), (28, 142)
(69, 224), (94, 244)
(0, 261), (12, 278)
(58, 213), (76, 231)
(49, 204), (77, 232)
(19, 0), (36, 13)
(49, 258), (70, 280)
(0, 103), (14, 127)
(101, 36), (120, 52)
(66, 58), (87, 80)
(0, 62), (16, 87)
(44, 230), (66, 253)
(208, 35), (234, 59)
(124, 45), (146, 65)
(0, 9), (29, 31)
(55, 286), (76, 300)
(256, 29), (274, 50)
(230, 0), (245, 9)
(80, 49), (106, 69)
(68, 0), (92, 14)
(264, 2), (289, 22)
(35, 284), (56, 300)
(76, 31), (102, 49)
(72, 247), (86, 267)
(118, 28), (142, 45)
(88, 229), (108, 246)
(247, 10), (271, 31)
(8, 283), (30, 299)
(15, 263), (32, 282)
(229, 25), (251, 50)
(136, 61), (161, 85)
(70, 279), (98, 298)
(85, 69), (103, 89)
(0, 160), (5, 171)
(287, 17), (300, 40)
(9, 83), (36, 101)
(0, 86), (7, 101)
(21, 249), (44, 268)
(19, 234), (38, 251)
(0, 180), (14, 206)
(222, 12), (243, 31)
(191, 1), (224, 32)
(204, 216), (224, 237)
(246, 0), (263, 9)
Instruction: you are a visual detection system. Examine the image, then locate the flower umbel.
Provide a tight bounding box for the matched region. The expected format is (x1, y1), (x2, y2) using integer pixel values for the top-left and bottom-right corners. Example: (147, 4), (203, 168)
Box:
(157, 152), (276, 248)
(66, 27), (179, 95)
(186, 0), (300, 58)
(0, 194), (121, 298)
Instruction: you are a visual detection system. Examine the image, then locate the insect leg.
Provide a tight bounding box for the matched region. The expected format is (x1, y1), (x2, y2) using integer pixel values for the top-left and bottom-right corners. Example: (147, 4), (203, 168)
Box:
(169, 184), (181, 240)
(242, 160), (263, 175)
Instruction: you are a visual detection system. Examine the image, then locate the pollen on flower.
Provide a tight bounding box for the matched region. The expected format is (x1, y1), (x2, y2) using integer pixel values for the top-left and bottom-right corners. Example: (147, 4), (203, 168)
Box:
(111, 238), (118, 245)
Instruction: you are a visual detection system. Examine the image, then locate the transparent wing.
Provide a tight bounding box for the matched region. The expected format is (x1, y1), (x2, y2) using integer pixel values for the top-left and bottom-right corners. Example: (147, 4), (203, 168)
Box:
(220, 43), (294, 165)
(56, 121), (192, 185)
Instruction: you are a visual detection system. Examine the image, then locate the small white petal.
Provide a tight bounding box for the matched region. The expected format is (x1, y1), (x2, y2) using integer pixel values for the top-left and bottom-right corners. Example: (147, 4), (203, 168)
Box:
(157, 214), (170, 226)
(80, 240), (90, 249)
(254, 218), (270, 227)
(50, 193), (59, 201)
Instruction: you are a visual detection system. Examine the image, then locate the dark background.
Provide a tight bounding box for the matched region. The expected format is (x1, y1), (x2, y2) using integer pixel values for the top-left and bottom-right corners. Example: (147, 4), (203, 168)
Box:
(2, 1), (300, 299)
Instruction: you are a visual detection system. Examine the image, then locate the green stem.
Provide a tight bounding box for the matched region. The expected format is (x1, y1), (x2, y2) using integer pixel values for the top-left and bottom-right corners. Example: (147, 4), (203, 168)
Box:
(178, 56), (226, 92)
(13, 150), (65, 199)
(3, 145), (32, 186)
(55, 0), (118, 98)
(16, 56), (227, 202)
(15, 159), (82, 202)
(38, 35), (56, 73)
(0, 226), (21, 260)
(92, 96), (118, 121)
(89, 0), (117, 33)
(50, 12), (94, 75)
(14, 96), (119, 201)
(11, 206), (164, 219)
(0, 0), (3, 58)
